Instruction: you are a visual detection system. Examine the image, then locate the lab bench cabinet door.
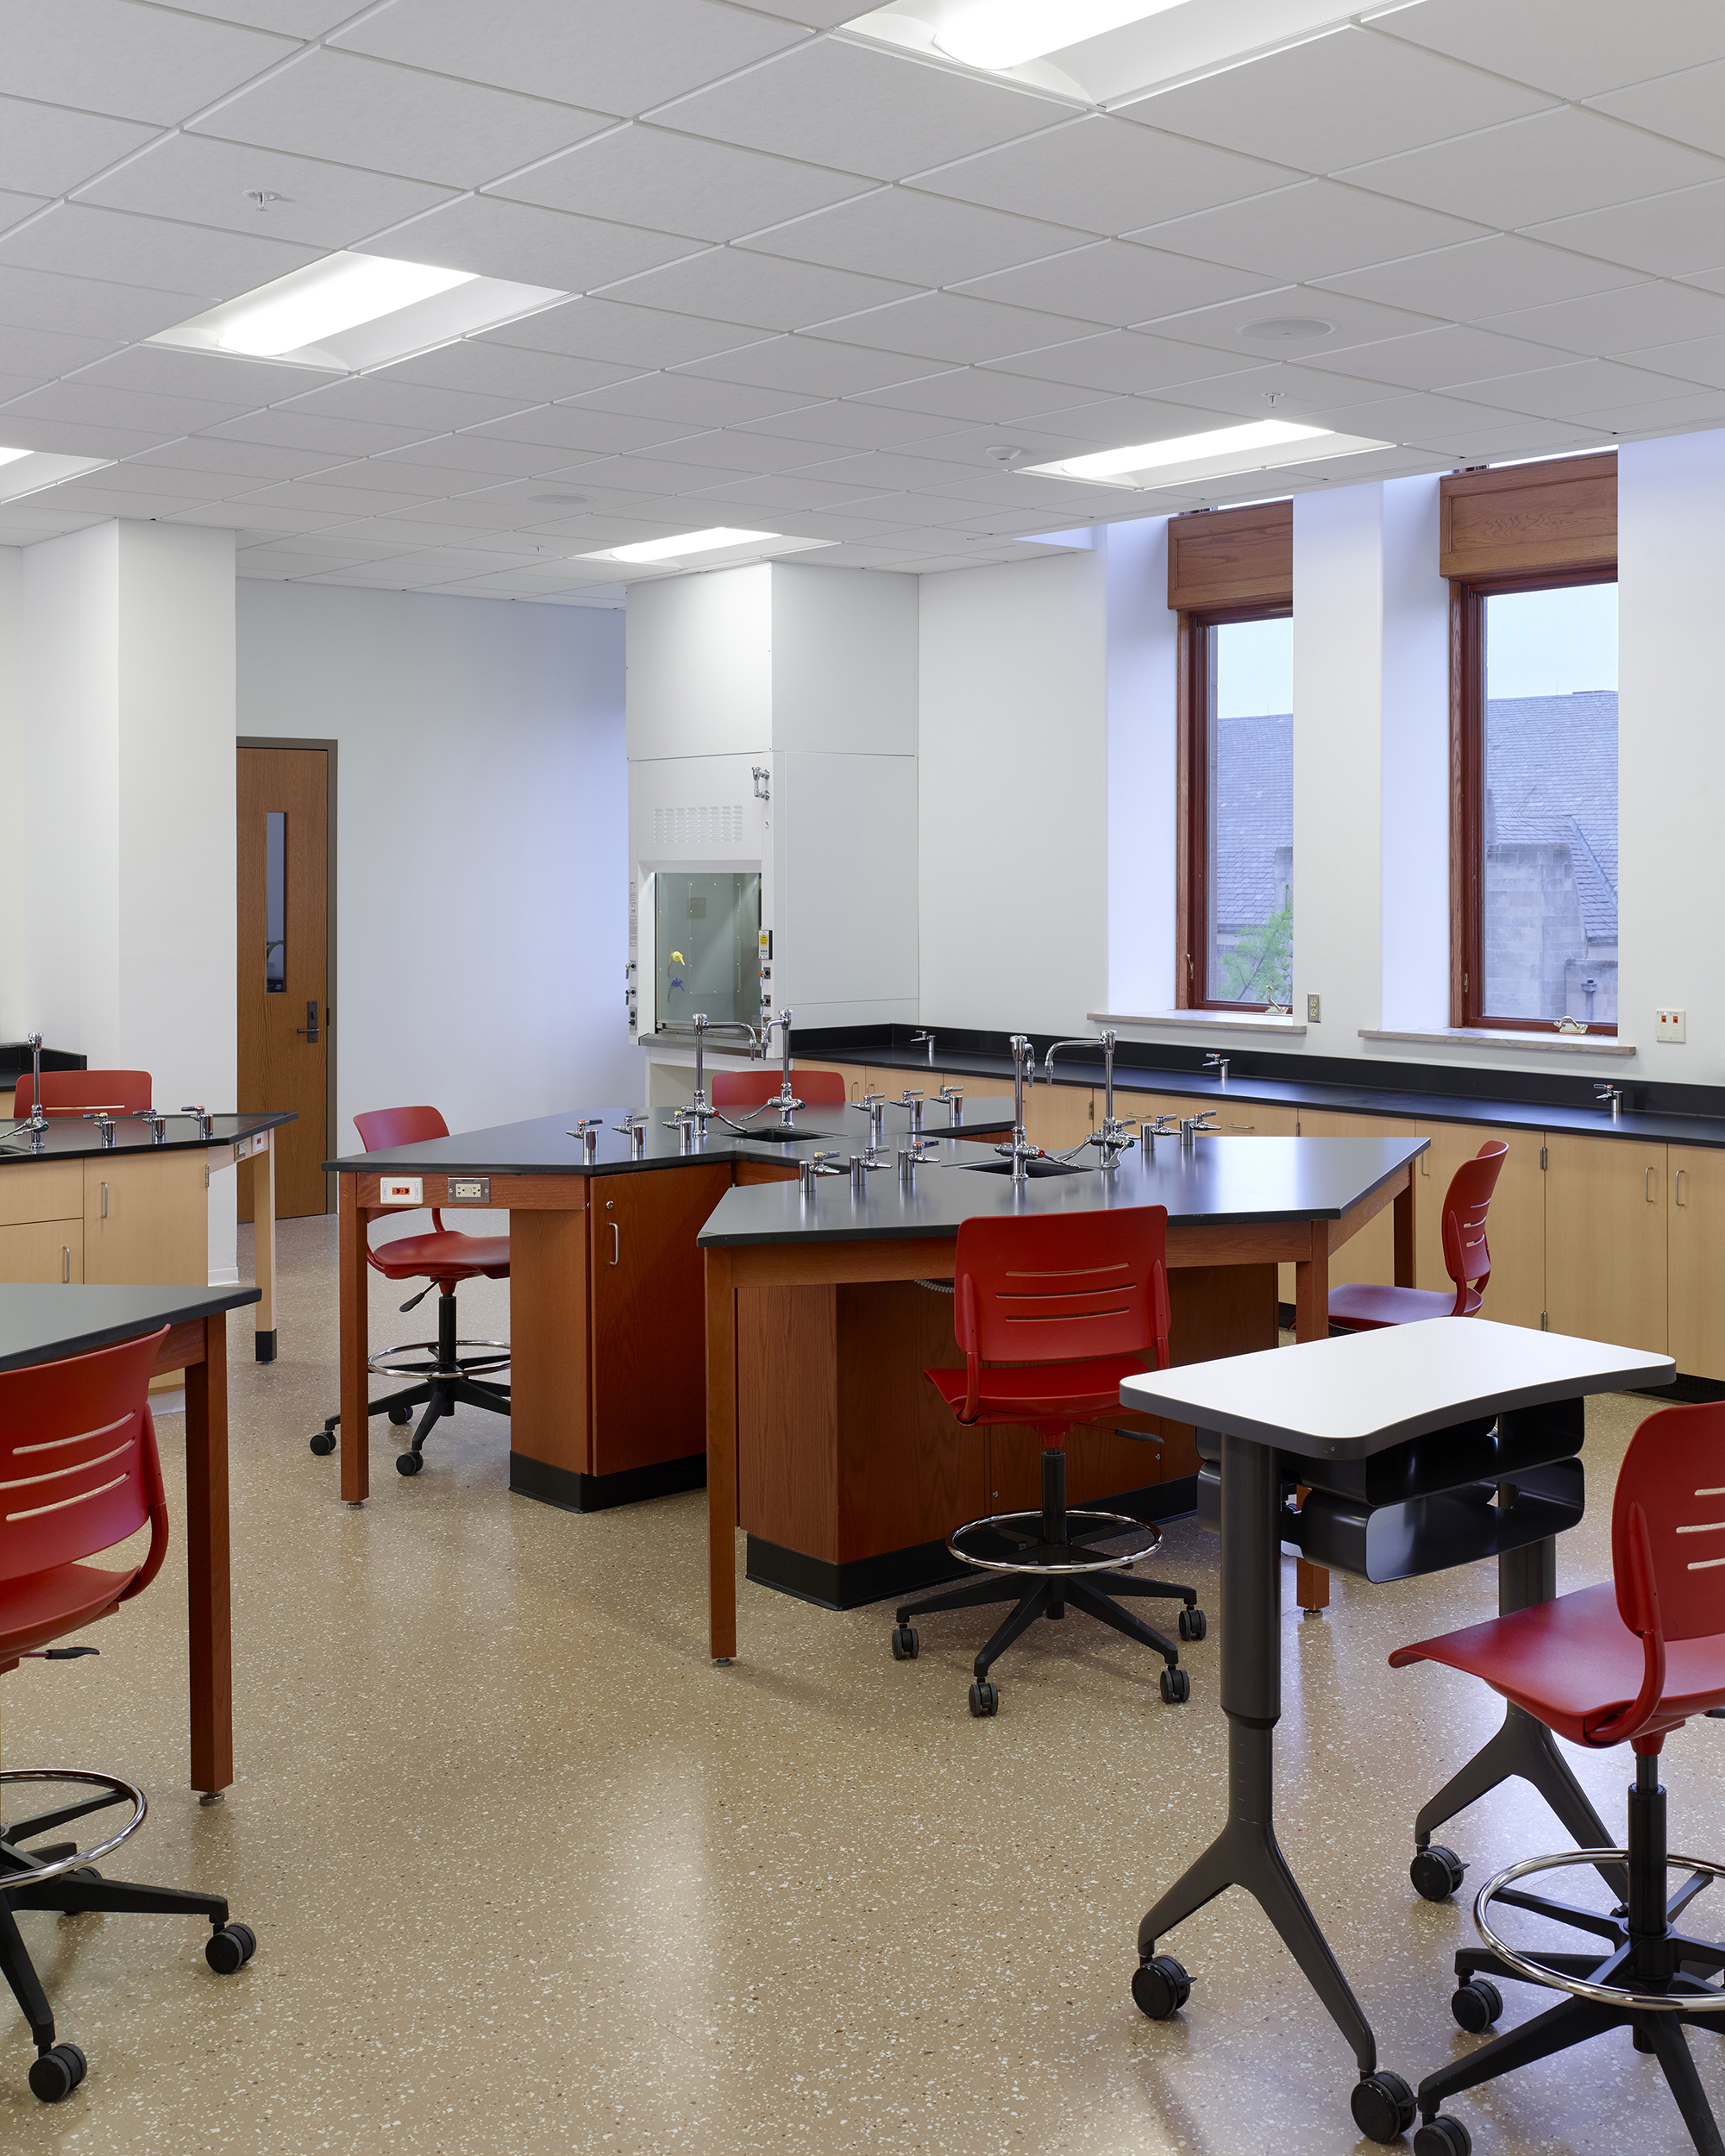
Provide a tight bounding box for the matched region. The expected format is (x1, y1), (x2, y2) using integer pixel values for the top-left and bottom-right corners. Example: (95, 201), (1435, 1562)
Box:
(1668, 1145), (1725, 1380)
(82, 1153), (208, 1286)
(588, 1163), (733, 1479)
(0, 1158), (83, 1228)
(1413, 1120), (1546, 1330)
(1025, 1084), (1092, 1150)
(0, 1218), (83, 1283)
(793, 1058), (862, 1101)
(1543, 1132), (1667, 1354)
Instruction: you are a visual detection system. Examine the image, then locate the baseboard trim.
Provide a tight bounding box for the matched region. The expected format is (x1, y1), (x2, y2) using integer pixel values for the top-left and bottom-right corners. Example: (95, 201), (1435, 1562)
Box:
(508, 1451), (706, 1514)
(746, 1475), (1200, 1611)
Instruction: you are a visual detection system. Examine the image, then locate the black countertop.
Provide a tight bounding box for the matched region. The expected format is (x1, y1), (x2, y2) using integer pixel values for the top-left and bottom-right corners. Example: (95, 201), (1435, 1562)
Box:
(803, 1037), (1725, 1150)
(0, 1282), (261, 1372)
(0, 1109), (296, 1166)
(697, 1134), (1426, 1249)
(325, 1098), (1017, 1178)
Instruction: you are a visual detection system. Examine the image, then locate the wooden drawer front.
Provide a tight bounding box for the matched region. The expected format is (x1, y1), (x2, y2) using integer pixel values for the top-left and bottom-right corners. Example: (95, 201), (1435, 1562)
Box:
(1544, 1131), (1667, 1355)
(84, 1152), (208, 1287)
(1414, 1121), (1545, 1330)
(0, 1217), (84, 1283)
(0, 1157), (84, 1227)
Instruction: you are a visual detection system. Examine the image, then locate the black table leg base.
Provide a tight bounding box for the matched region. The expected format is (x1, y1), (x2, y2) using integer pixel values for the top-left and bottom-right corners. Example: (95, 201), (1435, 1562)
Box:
(1415, 1702), (1626, 1901)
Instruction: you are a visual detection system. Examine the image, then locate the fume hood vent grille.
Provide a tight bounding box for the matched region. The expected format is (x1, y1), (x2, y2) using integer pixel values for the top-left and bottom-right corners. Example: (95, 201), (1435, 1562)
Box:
(653, 805), (746, 847)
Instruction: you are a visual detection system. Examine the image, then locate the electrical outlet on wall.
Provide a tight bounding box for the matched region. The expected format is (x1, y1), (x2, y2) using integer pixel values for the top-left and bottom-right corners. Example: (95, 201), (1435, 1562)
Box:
(1657, 1007), (1687, 1043)
(1307, 994), (1321, 1023)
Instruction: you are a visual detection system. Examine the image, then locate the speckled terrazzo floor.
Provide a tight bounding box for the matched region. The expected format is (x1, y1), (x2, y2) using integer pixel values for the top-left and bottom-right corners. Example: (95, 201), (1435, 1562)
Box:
(3, 1217), (1722, 2154)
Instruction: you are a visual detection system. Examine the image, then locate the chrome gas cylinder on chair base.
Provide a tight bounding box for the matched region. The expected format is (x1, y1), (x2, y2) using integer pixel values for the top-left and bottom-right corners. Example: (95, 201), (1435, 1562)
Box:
(310, 1285), (510, 1475)
(889, 1445), (1204, 1716)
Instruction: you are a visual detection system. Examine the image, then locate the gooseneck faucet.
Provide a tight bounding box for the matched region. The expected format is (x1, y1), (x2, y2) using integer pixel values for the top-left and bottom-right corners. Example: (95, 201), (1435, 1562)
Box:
(4, 1033), (50, 1153)
(760, 1006), (803, 1128)
(1046, 1026), (1138, 1170)
(658, 1012), (763, 1137)
(995, 1033), (1041, 1183)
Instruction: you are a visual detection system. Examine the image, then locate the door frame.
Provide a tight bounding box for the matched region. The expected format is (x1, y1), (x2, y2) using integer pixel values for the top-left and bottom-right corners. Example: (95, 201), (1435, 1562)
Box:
(238, 737), (339, 1213)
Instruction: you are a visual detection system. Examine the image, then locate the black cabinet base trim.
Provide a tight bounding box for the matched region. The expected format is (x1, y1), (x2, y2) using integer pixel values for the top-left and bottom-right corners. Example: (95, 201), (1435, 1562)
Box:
(254, 1329), (277, 1363)
(747, 1475), (1199, 1611)
(509, 1451), (706, 1514)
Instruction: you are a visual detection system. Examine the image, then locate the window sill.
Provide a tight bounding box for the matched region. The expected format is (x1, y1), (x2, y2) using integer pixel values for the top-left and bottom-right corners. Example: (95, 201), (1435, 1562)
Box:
(1358, 1027), (1635, 1057)
(1090, 1008), (1308, 1037)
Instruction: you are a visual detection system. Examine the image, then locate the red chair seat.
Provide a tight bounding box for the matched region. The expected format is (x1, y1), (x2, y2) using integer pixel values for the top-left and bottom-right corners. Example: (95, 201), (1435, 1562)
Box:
(1328, 1282), (1462, 1330)
(1390, 1582), (1725, 1747)
(367, 1232), (510, 1283)
(925, 1352), (1150, 1429)
(0, 1561), (137, 1665)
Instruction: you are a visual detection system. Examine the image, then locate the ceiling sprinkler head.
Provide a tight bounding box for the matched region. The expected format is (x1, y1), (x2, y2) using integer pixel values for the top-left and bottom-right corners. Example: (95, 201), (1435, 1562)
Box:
(243, 190), (282, 211)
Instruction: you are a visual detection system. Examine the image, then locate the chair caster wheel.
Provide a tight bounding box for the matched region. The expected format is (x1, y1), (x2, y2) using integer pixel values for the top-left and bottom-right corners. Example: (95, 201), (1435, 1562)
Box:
(1160, 1665), (1190, 1704)
(968, 1679), (999, 1717)
(1451, 1977), (1502, 2033)
(309, 1431), (336, 1457)
(387, 1403), (413, 1426)
(28, 2044), (86, 2102)
(1177, 1606), (1207, 1642)
(396, 1451), (423, 1476)
(1411, 1844), (1465, 1902)
(1131, 1954), (1191, 2020)
(205, 1922), (256, 1975)
(890, 1624), (919, 1661)
(1414, 2117), (1471, 2156)
(1351, 2070), (1416, 2143)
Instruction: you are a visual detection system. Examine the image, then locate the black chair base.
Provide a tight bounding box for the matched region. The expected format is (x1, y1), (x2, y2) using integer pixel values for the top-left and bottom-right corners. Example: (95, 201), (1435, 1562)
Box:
(891, 1448), (1201, 1714)
(312, 1287), (509, 1473)
(1, 1776), (255, 2103)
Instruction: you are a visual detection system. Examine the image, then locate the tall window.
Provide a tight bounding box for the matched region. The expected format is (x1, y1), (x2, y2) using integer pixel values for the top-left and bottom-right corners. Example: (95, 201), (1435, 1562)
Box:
(1182, 607), (1293, 1008)
(1454, 574), (1618, 1032)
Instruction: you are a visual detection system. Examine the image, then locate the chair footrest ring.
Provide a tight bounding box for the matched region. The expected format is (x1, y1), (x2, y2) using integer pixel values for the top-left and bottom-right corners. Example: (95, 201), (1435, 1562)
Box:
(1477, 1848), (1725, 2011)
(367, 1337), (511, 1379)
(0, 1769), (147, 1885)
(947, 1507), (1163, 1576)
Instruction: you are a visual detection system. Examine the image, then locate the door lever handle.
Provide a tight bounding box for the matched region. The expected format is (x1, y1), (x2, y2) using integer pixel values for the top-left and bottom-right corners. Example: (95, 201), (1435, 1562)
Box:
(296, 999), (319, 1043)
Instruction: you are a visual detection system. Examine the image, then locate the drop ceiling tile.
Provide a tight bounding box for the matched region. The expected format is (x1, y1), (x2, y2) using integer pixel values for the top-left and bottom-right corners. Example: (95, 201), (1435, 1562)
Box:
(171, 2), (361, 31)
(852, 366), (1115, 422)
(1126, 26), (1554, 172)
(0, 187), (65, 237)
(0, 264), (202, 342)
(376, 342), (640, 403)
(160, 497), (354, 530)
(130, 434), (346, 479)
(24, 481), (217, 518)
(656, 38), (1062, 182)
(377, 432), (592, 477)
(956, 241), (1272, 330)
(287, 516), (497, 548)
(462, 404), (706, 454)
(595, 248), (919, 332)
(1593, 60), (1725, 160)
(53, 460), (252, 498)
(1570, 388), (1725, 433)
(783, 446), (1000, 491)
(1477, 280), (1725, 360)
(1452, 358), (1711, 418)
(741, 187), (1088, 288)
(334, 0), (805, 115)
(0, 368), (78, 410)
(66, 344), (323, 404)
(0, 1), (295, 127)
(813, 291), (1103, 364)
(1609, 335), (1725, 392)
(76, 134), (455, 251)
(731, 402), (963, 449)
(491, 124), (871, 243)
(1383, 416), (1625, 459)
(1120, 360), (1404, 423)
(1154, 287), (1441, 357)
(561, 373), (821, 425)
(305, 458), (495, 498)
(192, 50), (612, 191)
(279, 379), (537, 432)
(674, 334), (944, 398)
(0, 96), (156, 197)
(0, 415), (182, 455)
(378, 495), (568, 530)
(1339, 108), (1725, 229)
(0, 204), (319, 304)
(1317, 323), (1592, 392)
(1527, 183), (1725, 280)
(239, 478), (450, 517)
(0, 322), (116, 379)
(480, 295), (766, 368)
(1315, 235), (1646, 322)
(977, 329), (1258, 398)
(1026, 392), (1232, 443)
(1680, 266), (1725, 300)
(1379, 0), (1725, 102)
(561, 450), (774, 494)
(202, 410), (442, 455)
(367, 196), (699, 291)
(681, 472), (902, 510)
(0, 379), (254, 433)
(1134, 179), (1487, 285)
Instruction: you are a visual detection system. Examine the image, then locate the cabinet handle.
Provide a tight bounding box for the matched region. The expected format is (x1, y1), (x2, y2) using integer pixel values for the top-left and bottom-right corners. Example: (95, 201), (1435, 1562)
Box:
(610, 1222), (620, 1267)
(1420, 1152), (1430, 1176)
(1677, 1168), (1688, 1208)
(61, 1244), (70, 1283)
(101, 1181), (109, 1219)
(1647, 1165), (1656, 1203)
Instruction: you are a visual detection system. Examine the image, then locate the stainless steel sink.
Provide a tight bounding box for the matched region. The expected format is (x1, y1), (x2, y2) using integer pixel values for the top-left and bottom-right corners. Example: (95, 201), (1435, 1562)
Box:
(953, 1155), (1091, 1179)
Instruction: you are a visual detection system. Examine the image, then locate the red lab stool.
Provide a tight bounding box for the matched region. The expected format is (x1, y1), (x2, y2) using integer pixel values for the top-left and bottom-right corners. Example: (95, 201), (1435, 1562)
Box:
(1390, 1401), (1725, 2156)
(0, 1329), (257, 2104)
(890, 1205), (1203, 1716)
(1329, 1140), (1509, 1331)
(310, 1106), (510, 1478)
(710, 1069), (847, 1108)
(12, 1069), (152, 1116)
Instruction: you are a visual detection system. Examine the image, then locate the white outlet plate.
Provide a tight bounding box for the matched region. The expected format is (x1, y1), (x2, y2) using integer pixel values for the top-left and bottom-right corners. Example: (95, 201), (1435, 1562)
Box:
(1657, 1007), (1687, 1043)
(380, 1175), (423, 1205)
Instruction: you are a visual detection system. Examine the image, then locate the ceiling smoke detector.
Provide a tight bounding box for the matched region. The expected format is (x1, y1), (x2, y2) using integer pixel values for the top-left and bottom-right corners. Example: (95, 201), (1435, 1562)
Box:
(1239, 317), (1337, 342)
(985, 444), (1025, 465)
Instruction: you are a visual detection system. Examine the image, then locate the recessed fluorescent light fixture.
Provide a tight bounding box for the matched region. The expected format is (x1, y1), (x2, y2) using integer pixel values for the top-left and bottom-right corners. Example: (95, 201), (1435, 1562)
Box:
(585, 528), (781, 564)
(149, 252), (568, 374)
(1022, 419), (1396, 489)
(0, 447), (116, 502)
(934, 0), (1187, 67)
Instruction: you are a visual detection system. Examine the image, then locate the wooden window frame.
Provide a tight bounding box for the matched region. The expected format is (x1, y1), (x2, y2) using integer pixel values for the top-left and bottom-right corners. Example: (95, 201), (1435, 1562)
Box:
(1449, 566), (1618, 1034)
(1177, 601), (1294, 1012)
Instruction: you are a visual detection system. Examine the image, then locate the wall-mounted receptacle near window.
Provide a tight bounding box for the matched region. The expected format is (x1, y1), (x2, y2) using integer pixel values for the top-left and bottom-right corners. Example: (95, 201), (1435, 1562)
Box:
(1657, 1007), (1687, 1043)
(1307, 993), (1320, 1023)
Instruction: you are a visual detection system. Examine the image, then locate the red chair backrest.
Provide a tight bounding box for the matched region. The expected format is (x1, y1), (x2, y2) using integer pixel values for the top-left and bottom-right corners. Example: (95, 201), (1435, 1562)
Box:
(1614, 1401), (1725, 1647)
(0, 1328), (168, 1594)
(953, 1206), (1172, 1375)
(14, 1070), (152, 1117)
(1440, 1141), (1509, 1314)
(712, 1069), (847, 1108)
(354, 1105), (448, 1150)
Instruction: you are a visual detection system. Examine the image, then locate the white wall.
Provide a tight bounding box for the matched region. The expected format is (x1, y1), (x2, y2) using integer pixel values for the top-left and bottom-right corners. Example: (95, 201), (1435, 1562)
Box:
(1103, 517), (1176, 1018)
(919, 548), (1108, 1035)
(238, 582), (632, 1144)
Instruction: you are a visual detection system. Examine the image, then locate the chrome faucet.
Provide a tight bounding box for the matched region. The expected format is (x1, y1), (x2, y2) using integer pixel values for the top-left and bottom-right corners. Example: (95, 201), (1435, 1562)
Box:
(995, 1033), (1042, 1183)
(659, 1012), (763, 1134)
(4, 1033), (48, 1152)
(908, 1030), (937, 1063)
(935, 1082), (964, 1126)
(1047, 1026), (1140, 1169)
(898, 1087), (925, 1134)
(850, 1089), (888, 1153)
(799, 1149), (844, 1198)
(1202, 1052), (1230, 1087)
(1596, 1082), (1623, 1122)
(759, 1006), (803, 1128)
(1180, 1111), (1220, 1150)
(612, 1112), (649, 1158)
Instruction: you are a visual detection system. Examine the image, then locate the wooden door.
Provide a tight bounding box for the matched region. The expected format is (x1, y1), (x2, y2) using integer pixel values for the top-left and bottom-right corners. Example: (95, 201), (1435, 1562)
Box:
(1544, 1131), (1667, 1353)
(1295, 1110), (1414, 1287)
(237, 746), (329, 1219)
(1413, 1120), (1545, 1330)
(1668, 1145), (1725, 1380)
(83, 1153), (207, 1285)
(590, 1162), (732, 1477)
(0, 1218), (82, 1282)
